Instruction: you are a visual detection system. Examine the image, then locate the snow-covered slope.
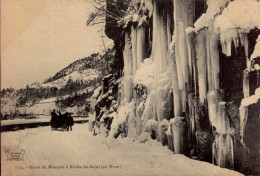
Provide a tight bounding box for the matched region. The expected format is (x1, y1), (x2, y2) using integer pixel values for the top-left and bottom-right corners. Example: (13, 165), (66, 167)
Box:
(40, 69), (100, 89)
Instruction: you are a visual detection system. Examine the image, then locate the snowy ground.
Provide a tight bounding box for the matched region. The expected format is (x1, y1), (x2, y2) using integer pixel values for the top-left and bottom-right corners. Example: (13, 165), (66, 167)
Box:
(1, 124), (243, 176)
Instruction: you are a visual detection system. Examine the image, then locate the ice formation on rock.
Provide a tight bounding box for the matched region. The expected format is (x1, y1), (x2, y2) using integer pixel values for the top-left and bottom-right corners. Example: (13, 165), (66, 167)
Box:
(99, 0), (260, 173)
(212, 134), (234, 169)
(240, 87), (260, 144)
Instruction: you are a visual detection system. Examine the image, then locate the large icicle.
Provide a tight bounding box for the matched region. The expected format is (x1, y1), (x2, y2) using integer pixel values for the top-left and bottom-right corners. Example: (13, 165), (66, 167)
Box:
(136, 100), (144, 135)
(123, 30), (133, 76)
(187, 93), (195, 137)
(151, 0), (158, 60)
(151, 91), (158, 121)
(171, 116), (185, 154)
(186, 29), (195, 91)
(219, 29), (239, 57)
(178, 22), (189, 85)
(211, 101), (234, 169)
(196, 30), (208, 103)
(212, 134), (234, 169)
(174, 0), (194, 92)
(210, 33), (220, 90)
(174, 0), (184, 90)
(216, 102), (230, 134)
(207, 90), (224, 128)
(131, 26), (137, 75)
(239, 106), (248, 145)
(206, 31), (213, 91)
(136, 24), (146, 70)
(243, 70), (250, 98)
(153, 1), (169, 76)
(159, 13), (168, 74)
(122, 30), (133, 103)
(169, 40), (182, 117)
(152, 0), (160, 76)
(244, 33), (250, 70)
(123, 76), (133, 103)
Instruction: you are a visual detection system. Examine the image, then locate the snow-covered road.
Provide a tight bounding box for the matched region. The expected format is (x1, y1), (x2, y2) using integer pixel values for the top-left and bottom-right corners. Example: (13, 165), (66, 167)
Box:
(1, 124), (243, 176)
(1, 117), (88, 126)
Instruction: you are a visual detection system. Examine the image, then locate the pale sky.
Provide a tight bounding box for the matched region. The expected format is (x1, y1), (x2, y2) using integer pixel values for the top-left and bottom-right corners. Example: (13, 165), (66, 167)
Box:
(1, 0), (110, 89)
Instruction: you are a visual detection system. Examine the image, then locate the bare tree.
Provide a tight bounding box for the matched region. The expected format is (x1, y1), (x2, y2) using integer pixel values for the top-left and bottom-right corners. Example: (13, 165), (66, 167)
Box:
(86, 0), (136, 27)
(86, 0), (136, 73)
(87, 0), (120, 26)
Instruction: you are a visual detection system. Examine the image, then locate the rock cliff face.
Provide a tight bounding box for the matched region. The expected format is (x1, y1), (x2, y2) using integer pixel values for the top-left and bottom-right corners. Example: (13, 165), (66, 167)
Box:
(95, 0), (260, 174)
(105, 0), (130, 76)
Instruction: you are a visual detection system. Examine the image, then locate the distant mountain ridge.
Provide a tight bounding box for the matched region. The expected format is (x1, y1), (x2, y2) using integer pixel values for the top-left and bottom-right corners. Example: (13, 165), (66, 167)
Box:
(44, 49), (114, 84)
(1, 48), (115, 119)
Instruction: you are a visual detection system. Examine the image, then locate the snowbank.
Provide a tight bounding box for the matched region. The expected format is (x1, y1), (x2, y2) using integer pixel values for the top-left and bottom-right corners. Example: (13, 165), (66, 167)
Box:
(1, 124), (243, 176)
(109, 102), (135, 138)
(214, 0), (260, 33)
(194, 0), (228, 32)
(145, 119), (159, 132)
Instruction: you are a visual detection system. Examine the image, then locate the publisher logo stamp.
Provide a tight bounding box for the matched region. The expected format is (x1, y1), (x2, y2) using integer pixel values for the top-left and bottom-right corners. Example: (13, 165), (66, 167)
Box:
(5, 149), (25, 161)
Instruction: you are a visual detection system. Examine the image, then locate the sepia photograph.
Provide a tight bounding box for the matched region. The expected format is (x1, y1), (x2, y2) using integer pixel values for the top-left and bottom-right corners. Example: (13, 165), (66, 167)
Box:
(1, 0), (260, 175)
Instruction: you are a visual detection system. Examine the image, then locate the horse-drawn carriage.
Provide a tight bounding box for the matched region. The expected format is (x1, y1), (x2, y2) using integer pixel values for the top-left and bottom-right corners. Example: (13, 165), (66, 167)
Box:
(50, 111), (74, 131)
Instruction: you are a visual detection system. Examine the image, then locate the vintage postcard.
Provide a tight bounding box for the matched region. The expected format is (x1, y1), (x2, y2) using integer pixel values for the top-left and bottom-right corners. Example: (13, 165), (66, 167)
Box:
(1, 0), (259, 176)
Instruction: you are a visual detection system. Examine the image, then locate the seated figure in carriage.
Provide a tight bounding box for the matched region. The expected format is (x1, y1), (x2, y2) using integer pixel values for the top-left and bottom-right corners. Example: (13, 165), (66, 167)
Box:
(50, 110), (74, 131)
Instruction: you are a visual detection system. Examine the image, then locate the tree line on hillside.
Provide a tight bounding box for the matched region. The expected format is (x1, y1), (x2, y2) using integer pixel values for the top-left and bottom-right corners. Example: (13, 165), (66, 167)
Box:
(55, 92), (92, 115)
(16, 77), (102, 106)
(1, 88), (16, 98)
